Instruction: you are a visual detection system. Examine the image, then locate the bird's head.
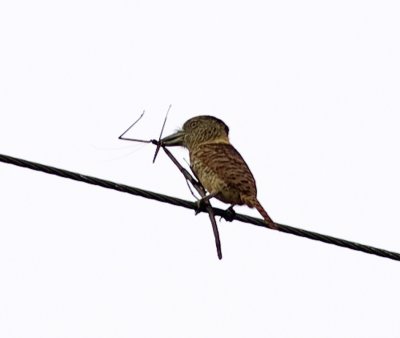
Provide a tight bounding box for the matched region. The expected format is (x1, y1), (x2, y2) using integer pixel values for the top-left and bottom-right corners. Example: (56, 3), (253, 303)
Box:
(161, 115), (230, 150)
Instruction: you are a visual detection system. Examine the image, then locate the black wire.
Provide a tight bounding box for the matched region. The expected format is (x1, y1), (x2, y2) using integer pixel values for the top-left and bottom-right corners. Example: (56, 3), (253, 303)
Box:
(1, 152), (399, 262)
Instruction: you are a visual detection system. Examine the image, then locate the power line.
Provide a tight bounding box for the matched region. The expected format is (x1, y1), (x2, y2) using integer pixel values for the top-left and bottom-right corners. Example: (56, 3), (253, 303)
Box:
(1, 152), (399, 262)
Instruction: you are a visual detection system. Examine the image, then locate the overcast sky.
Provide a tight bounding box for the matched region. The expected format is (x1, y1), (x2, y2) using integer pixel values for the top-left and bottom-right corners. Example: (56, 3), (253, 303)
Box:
(1, 1), (400, 337)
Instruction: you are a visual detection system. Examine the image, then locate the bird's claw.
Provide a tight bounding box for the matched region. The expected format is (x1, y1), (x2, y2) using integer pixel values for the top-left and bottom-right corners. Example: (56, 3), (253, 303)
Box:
(195, 199), (207, 215)
(220, 205), (236, 222)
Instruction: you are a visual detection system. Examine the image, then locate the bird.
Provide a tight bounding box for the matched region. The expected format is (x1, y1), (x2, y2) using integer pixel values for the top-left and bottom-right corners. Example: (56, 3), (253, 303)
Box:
(161, 115), (277, 230)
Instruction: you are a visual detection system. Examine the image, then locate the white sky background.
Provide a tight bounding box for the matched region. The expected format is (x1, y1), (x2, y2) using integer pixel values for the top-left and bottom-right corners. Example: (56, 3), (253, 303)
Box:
(1, 0), (399, 337)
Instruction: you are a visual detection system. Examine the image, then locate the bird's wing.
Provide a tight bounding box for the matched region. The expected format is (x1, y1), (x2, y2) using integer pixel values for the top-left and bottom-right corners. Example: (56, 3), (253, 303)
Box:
(191, 143), (257, 197)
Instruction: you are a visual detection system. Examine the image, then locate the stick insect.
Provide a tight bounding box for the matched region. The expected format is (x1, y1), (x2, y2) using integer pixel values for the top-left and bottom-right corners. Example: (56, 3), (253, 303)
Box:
(119, 106), (223, 260)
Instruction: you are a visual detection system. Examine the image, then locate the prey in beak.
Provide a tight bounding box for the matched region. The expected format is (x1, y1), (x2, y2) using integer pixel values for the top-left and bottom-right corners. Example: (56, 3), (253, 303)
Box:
(153, 128), (185, 163)
(161, 129), (185, 147)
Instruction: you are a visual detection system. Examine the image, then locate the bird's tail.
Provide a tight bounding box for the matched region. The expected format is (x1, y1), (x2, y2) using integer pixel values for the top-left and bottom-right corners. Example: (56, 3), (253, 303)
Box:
(253, 198), (278, 230)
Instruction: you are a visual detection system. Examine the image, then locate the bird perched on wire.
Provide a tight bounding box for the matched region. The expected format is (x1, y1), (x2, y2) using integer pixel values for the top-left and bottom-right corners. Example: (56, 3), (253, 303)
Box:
(161, 115), (277, 230)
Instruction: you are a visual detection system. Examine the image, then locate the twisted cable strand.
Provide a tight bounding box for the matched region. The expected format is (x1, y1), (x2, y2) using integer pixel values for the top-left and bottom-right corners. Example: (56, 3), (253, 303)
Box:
(1, 153), (399, 262)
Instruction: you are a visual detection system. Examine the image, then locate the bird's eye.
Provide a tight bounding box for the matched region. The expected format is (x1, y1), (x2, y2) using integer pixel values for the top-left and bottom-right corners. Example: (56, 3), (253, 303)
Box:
(189, 120), (198, 129)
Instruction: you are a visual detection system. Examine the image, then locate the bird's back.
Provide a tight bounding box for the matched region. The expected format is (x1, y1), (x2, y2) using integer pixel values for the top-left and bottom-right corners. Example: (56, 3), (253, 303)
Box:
(190, 143), (257, 206)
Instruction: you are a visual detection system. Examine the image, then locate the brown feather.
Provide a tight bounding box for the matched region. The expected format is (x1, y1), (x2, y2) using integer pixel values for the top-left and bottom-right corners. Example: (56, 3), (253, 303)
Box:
(163, 115), (276, 230)
(190, 143), (257, 206)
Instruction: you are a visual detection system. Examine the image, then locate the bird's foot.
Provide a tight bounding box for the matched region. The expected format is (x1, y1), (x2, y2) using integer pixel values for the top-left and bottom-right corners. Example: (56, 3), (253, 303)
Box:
(221, 205), (236, 222)
(195, 198), (207, 215)
(194, 192), (218, 215)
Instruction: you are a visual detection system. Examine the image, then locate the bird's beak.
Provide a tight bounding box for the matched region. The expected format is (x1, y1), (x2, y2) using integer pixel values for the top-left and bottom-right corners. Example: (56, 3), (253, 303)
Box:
(161, 130), (185, 147)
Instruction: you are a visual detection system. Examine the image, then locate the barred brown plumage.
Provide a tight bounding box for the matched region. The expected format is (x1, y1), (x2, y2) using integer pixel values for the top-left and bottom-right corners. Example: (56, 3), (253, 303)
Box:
(161, 115), (277, 230)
